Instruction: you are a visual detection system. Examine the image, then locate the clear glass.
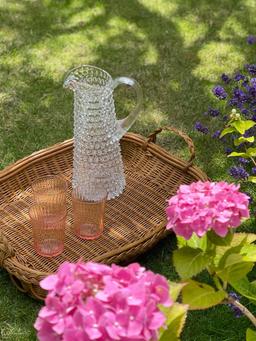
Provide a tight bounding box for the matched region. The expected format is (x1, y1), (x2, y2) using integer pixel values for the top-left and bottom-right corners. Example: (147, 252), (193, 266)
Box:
(63, 65), (143, 201)
(29, 204), (66, 257)
(72, 190), (107, 240)
(32, 175), (67, 206)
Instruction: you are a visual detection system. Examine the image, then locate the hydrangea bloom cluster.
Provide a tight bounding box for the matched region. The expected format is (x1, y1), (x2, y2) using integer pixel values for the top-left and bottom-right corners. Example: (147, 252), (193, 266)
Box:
(166, 181), (250, 240)
(34, 262), (172, 341)
(194, 36), (256, 188)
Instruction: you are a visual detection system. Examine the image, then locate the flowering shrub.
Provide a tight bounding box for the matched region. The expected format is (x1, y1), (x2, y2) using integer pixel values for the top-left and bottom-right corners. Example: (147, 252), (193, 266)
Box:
(35, 262), (181, 341)
(194, 37), (256, 187)
(166, 181), (250, 239)
(167, 181), (256, 339)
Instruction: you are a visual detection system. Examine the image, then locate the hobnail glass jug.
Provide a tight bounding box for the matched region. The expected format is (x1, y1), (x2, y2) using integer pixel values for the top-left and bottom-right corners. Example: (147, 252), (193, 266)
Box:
(64, 65), (143, 200)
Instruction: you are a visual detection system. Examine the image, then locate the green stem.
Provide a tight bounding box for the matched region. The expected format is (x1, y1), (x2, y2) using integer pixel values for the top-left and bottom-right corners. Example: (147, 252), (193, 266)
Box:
(213, 275), (222, 290)
(249, 156), (256, 167)
(225, 296), (256, 327)
(223, 281), (227, 291)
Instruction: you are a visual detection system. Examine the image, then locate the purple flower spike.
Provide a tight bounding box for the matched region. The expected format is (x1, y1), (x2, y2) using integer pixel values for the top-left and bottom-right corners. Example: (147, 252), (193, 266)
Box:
(247, 35), (256, 45)
(238, 157), (250, 164)
(229, 166), (249, 180)
(212, 130), (221, 138)
(221, 73), (231, 84)
(252, 167), (256, 175)
(212, 85), (227, 100)
(228, 292), (243, 318)
(234, 73), (245, 82)
(245, 64), (256, 75)
(225, 147), (233, 155)
(208, 107), (220, 117)
(194, 121), (209, 134)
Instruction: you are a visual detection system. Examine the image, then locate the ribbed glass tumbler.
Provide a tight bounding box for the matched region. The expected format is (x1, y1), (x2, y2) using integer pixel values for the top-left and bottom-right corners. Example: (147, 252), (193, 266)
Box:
(72, 190), (107, 240)
(29, 204), (66, 257)
(32, 175), (67, 207)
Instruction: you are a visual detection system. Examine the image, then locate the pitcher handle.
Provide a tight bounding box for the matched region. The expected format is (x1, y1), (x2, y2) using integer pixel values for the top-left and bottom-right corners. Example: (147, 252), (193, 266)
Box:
(112, 77), (143, 141)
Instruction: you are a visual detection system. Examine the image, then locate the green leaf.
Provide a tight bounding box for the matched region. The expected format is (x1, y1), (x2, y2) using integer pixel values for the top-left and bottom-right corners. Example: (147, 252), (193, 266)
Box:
(213, 240), (246, 267)
(230, 277), (256, 305)
(231, 120), (256, 134)
(207, 230), (233, 246)
(168, 281), (187, 301)
(159, 303), (188, 341)
(241, 244), (256, 262)
(220, 126), (236, 138)
(234, 136), (255, 146)
(249, 176), (256, 183)
(244, 120), (256, 130)
(246, 328), (256, 341)
(232, 233), (256, 245)
(228, 151), (249, 158)
(182, 280), (227, 310)
(216, 254), (253, 282)
(173, 247), (211, 279)
(177, 233), (207, 251)
(213, 234), (256, 267)
(247, 147), (256, 157)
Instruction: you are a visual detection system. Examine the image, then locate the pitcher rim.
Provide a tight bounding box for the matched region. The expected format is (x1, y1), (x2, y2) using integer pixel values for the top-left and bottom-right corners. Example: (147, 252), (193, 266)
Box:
(64, 64), (112, 88)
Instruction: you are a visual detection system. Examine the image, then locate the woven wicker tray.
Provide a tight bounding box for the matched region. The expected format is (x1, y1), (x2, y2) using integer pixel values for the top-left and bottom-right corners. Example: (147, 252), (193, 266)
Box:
(0, 126), (207, 300)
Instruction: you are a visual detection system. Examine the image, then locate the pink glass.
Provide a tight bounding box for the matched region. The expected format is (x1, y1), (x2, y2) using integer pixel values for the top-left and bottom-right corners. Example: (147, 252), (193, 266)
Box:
(29, 204), (66, 257)
(31, 175), (67, 207)
(72, 190), (107, 240)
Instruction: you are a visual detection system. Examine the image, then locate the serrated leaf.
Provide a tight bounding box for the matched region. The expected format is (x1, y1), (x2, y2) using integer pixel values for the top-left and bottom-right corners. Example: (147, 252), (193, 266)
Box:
(220, 126), (236, 138)
(182, 280), (227, 310)
(241, 244), (256, 262)
(231, 120), (256, 134)
(234, 136), (255, 146)
(213, 234), (256, 267)
(247, 147), (256, 157)
(207, 230), (233, 246)
(177, 234), (207, 251)
(249, 176), (256, 183)
(232, 233), (256, 245)
(231, 120), (246, 134)
(214, 240), (246, 267)
(217, 255), (253, 282)
(228, 151), (249, 158)
(244, 120), (256, 130)
(230, 277), (256, 305)
(159, 303), (188, 341)
(173, 247), (211, 279)
(246, 328), (256, 341)
(168, 282), (187, 301)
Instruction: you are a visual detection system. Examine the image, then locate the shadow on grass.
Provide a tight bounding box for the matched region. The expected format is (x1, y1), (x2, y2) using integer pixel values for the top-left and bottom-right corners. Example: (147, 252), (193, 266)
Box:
(0, 1), (256, 340)
(0, 0), (255, 176)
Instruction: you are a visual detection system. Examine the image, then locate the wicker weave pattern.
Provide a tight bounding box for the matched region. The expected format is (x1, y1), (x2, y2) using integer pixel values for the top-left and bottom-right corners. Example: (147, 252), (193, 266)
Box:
(0, 128), (207, 300)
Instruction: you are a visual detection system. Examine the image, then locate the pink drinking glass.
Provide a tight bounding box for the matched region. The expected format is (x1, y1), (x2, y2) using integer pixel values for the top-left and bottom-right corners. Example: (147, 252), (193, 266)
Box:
(29, 204), (66, 257)
(31, 175), (67, 207)
(72, 190), (107, 240)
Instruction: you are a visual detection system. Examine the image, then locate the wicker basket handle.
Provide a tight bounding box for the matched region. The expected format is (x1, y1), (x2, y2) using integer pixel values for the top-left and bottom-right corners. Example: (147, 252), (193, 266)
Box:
(144, 126), (195, 167)
(0, 231), (15, 267)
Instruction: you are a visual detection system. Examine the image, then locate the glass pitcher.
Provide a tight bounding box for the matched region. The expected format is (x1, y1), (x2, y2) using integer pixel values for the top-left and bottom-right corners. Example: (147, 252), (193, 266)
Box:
(64, 65), (143, 200)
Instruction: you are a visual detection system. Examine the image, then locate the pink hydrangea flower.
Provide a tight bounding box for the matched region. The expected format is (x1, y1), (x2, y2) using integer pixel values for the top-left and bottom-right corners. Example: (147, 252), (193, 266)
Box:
(35, 262), (172, 341)
(166, 181), (250, 239)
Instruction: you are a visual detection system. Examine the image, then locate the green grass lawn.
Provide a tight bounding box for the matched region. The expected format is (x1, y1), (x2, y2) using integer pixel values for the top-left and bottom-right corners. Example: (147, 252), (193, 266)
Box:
(1, 0), (256, 340)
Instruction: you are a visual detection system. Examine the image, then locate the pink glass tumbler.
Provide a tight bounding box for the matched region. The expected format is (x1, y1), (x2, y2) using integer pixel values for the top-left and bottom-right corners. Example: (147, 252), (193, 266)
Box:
(72, 190), (107, 240)
(29, 204), (66, 257)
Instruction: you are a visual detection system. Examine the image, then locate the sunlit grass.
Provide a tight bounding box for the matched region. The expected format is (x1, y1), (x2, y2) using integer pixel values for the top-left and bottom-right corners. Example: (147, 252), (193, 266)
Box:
(0, 0), (256, 340)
